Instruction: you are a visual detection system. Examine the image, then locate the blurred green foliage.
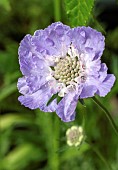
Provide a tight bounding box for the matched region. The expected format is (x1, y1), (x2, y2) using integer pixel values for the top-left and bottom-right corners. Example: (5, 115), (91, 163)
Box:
(0, 0), (118, 170)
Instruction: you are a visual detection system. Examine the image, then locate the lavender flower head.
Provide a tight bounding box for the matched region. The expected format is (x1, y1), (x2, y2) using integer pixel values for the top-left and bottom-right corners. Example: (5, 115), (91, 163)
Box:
(17, 22), (115, 122)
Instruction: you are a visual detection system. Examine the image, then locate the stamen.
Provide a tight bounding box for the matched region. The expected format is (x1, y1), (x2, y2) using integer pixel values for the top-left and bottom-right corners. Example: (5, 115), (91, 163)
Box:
(53, 55), (80, 86)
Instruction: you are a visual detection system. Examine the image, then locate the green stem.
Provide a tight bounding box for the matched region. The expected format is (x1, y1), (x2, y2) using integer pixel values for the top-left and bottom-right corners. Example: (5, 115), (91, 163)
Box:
(82, 109), (86, 129)
(92, 97), (118, 136)
(53, 0), (61, 21)
(52, 116), (60, 170)
(36, 111), (59, 170)
(86, 140), (113, 170)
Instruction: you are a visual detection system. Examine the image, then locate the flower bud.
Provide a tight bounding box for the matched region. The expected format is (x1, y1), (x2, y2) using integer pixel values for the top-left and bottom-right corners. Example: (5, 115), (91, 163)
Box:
(66, 126), (84, 147)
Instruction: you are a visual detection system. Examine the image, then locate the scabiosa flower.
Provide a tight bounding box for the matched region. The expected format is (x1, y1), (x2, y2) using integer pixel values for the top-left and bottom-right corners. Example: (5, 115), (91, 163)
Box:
(66, 126), (84, 147)
(17, 22), (115, 122)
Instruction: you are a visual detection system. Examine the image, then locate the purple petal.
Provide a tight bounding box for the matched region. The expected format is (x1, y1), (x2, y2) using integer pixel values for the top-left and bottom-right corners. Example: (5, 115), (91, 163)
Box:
(80, 85), (97, 98)
(70, 27), (105, 60)
(99, 63), (108, 82)
(34, 29), (45, 36)
(32, 22), (71, 57)
(18, 35), (33, 75)
(18, 56), (52, 93)
(85, 57), (101, 77)
(96, 74), (116, 97)
(45, 22), (70, 36)
(17, 77), (30, 95)
(18, 36), (37, 75)
(56, 86), (82, 122)
(18, 82), (58, 112)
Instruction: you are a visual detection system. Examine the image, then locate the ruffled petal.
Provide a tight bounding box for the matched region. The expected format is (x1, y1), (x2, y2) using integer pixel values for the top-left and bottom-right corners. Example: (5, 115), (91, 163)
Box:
(84, 27), (105, 59)
(56, 93), (77, 122)
(80, 85), (97, 98)
(32, 22), (71, 58)
(18, 55), (53, 93)
(70, 26), (105, 60)
(34, 29), (46, 37)
(98, 63), (108, 82)
(17, 77), (30, 95)
(56, 86), (82, 122)
(83, 55), (101, 77)
(96, 74), (116, 97)
(83, 73), (115, 97)
(18, 35), (34, 75)
(45, 22), (70, 34)
(18, 82), (58, 112)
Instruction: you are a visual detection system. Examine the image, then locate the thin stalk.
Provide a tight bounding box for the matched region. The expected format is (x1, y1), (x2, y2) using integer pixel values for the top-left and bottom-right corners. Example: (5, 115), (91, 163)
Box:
(53, 0), (61, 21)
(92, 97), (118, 136)
(52, 116), (60, 170)
(82, 110), (86, 129)
(86, 140), (113, 170)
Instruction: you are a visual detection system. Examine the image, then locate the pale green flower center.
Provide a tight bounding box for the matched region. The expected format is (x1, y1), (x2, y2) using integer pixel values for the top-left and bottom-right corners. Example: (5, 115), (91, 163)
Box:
(54, 56), (80, 85)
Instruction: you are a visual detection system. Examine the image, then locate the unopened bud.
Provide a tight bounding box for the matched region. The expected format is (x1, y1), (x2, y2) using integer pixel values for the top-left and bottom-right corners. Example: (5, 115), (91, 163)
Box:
(66, 126), (84, 147)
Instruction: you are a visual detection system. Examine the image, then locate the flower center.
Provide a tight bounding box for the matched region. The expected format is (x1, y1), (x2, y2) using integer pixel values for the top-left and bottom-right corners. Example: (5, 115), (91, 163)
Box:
(54, 55), (80, 85)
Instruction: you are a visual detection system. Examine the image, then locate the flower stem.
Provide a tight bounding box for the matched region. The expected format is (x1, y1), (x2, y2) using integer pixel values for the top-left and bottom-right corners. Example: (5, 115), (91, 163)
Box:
(82, 109), (86, 129)
(92, 97), (118, 136)
(53, 0), (61, 21)
(85, 140), (113, 170)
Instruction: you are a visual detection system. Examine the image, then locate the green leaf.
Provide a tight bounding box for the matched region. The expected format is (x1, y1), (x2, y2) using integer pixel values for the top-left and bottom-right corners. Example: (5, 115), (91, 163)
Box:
(64, 0), (94, 27)
(57, 96), (62, 104)
(79, 99), (86, 107)
(47, 93), (63, 106)
(0, 82), (17, 102)
(1, 144), (43, 170)
(0, 114), (34, 130)
(0, 0), (11, 11)
(46, 93), (58, 106)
